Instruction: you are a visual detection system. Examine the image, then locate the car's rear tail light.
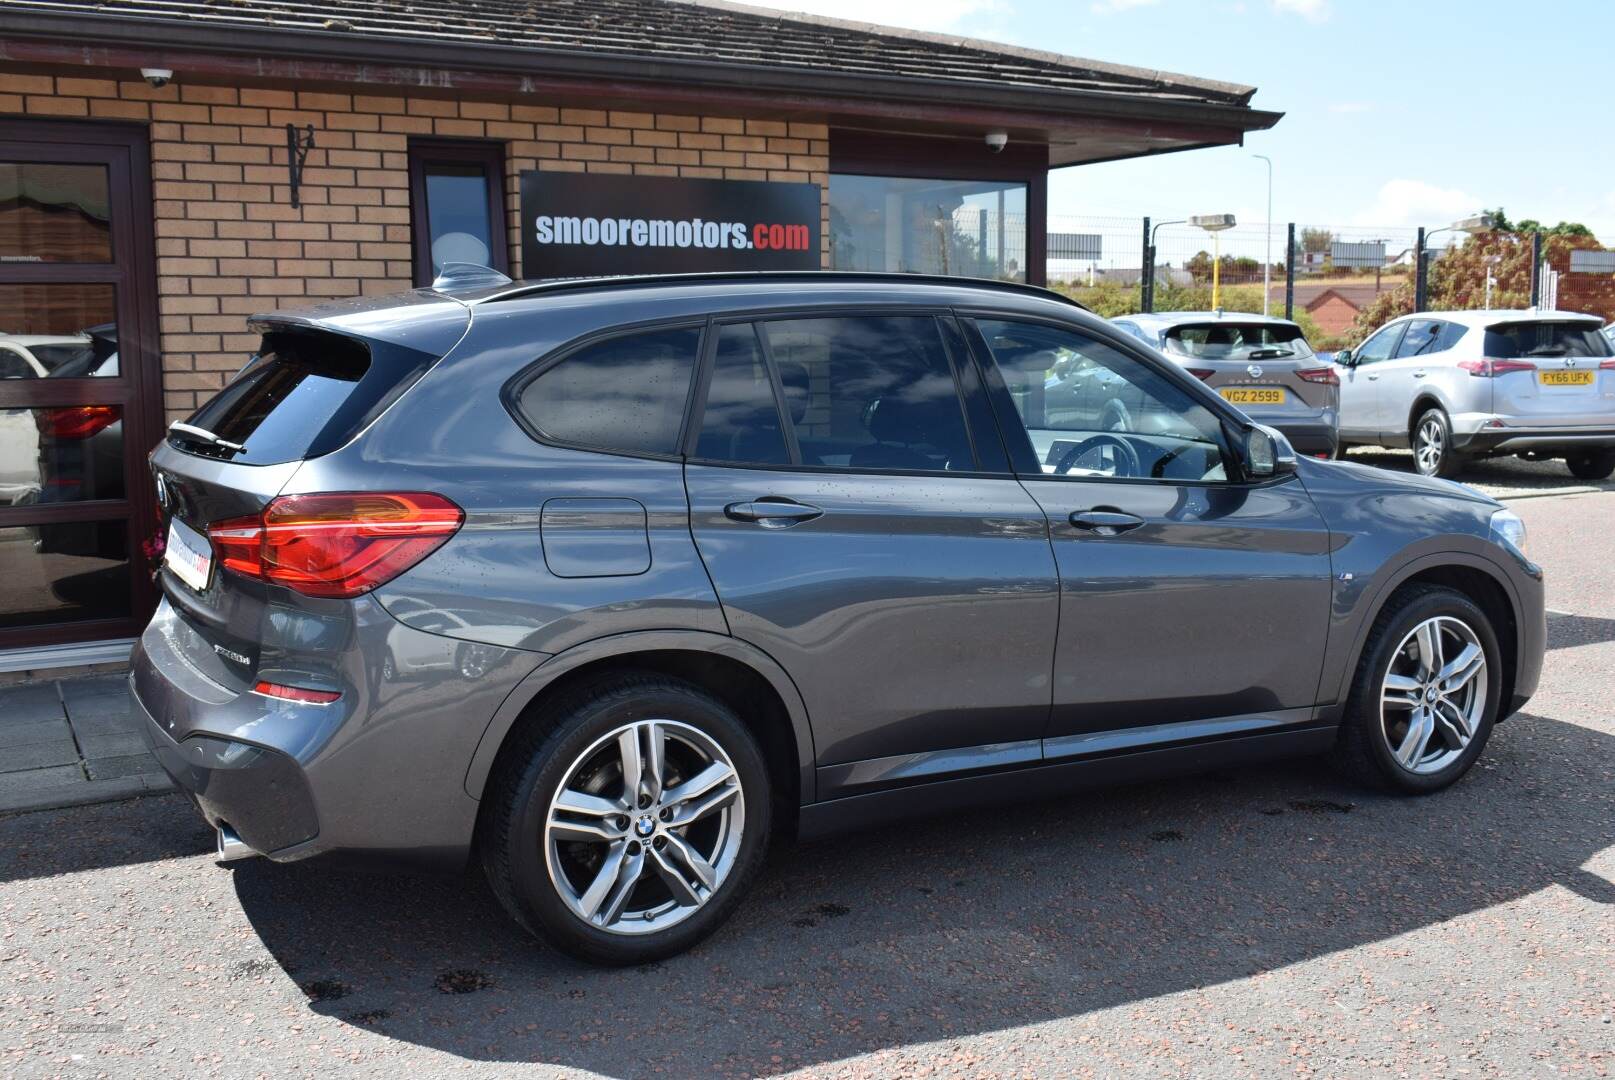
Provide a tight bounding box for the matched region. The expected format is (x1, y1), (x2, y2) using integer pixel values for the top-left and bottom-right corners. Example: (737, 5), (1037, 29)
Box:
(39, 405), (119, 439)
(206, 492), (463, 598)
(1458, 358), (1536, 377)
(1599, 358), (1615, 370)
(252, 680), (341, 705)
(1295, 366), (1340, 386)
(1185, 368), (1216, 381)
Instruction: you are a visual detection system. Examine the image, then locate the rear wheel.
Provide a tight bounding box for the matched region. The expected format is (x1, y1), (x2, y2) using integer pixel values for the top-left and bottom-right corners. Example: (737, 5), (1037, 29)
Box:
(1564, 449), (1615, 481)
(1412, 407), (1464, 478)
(480, 674), (771, 965)
(1332, 585), (1500, 793)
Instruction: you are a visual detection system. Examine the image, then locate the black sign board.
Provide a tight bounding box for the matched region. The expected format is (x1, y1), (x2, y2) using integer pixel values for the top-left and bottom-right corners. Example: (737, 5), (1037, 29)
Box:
(520, 171), (821, 277)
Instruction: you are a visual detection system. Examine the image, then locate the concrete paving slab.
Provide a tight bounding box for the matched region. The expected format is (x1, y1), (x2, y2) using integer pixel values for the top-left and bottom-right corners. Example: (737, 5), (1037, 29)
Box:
(0, 682), (65, 725)
(0, 717), (72, 750)
(85, 753), (166, 781)
(0, 763), (82, 794)
(79, 731), (149, 759)
(0, 740), (81, 773)
(68, 708), (145, 737)
(0, 773), (167, 815)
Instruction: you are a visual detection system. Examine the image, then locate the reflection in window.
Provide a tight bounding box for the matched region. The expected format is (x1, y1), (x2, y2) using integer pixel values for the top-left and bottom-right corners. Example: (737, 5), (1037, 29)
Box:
(829, 175), (1027, 281)
(0, 284), (117, 377)
(0, 522), (131, 629)
(0, 405), (124, 507)
(759, 316), (973, 472)
(0, 162), (113, 263)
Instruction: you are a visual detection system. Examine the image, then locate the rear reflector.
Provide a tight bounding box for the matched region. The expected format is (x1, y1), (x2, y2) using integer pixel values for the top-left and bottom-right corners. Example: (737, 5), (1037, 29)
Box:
(1600, 358), (1615, 370)
(252, 680), (341, 705)
(207, 492), (464, 599)
(1458, 358), (1536, 377)
(1295, 366), (1339, 386)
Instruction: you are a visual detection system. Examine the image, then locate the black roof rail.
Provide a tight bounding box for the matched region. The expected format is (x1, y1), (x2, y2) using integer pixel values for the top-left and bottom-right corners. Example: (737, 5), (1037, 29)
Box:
(471, 271), (1089, 311)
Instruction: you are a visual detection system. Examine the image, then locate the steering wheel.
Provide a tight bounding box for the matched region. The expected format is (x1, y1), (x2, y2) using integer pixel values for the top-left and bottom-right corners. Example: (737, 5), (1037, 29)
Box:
(1053, 433), (1140, 478)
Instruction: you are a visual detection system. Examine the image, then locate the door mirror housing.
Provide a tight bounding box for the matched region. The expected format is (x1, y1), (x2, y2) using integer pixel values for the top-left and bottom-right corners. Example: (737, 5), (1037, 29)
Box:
(1242, 424), (1297, 480)
(1335, 348), (1355, 366)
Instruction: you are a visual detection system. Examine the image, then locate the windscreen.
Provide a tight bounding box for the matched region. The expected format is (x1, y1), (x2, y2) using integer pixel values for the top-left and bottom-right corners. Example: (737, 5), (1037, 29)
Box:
(1163, 322), (1314, 361)
(171, 328), (438, 465)
(1483, 321), (1612, 359)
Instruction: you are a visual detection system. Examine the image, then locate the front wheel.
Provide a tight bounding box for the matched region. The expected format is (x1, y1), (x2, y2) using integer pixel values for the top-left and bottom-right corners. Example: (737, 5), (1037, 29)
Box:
(480, 674), (772, 965)
(1565, 449), (1615, 481)
(1412, 407), (1465, 478)
(1332, 585), (1500, 793)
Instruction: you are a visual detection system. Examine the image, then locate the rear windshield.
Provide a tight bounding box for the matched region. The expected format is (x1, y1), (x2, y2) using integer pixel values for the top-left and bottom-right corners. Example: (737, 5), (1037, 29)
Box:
(1163, 322), (1314, 361)
(1483, 321), (1612, 359)
(171, 328), (438, 465)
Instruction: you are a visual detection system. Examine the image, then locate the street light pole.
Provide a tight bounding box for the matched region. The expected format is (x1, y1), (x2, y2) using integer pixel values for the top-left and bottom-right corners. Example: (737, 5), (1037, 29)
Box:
(1253, 154), (1272, 316)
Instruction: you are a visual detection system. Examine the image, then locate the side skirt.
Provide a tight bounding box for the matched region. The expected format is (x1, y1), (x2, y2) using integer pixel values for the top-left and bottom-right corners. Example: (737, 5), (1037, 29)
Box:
(797, 725), (1337, 841)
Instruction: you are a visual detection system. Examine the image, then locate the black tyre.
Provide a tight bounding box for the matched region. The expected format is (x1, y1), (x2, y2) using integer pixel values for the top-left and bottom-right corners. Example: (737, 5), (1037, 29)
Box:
(480, 673), (772, 965)
(1565, 449), (1615, 481)
(1332, 584), (1501, 793)
(1411, 407), (1465, 478)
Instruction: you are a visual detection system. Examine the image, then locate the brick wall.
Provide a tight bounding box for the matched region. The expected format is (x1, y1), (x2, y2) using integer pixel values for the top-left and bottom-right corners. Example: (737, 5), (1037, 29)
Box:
(1, 71), (831, 420)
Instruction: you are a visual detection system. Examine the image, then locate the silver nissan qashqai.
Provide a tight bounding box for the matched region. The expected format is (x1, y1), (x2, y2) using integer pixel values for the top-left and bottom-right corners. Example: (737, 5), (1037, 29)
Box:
(134, 272), (1545, 965)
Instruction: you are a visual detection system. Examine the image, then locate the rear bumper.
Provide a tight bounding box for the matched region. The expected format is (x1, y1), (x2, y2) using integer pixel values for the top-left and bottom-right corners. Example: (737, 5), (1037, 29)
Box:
(1454, 426), (1615, 454)
(1267, 419), (1339, 457)
(131, 596), (545, 870)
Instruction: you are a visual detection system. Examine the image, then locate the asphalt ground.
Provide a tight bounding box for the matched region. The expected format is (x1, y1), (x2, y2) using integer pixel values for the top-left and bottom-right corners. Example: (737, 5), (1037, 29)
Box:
(2, 453), (1611, 1079)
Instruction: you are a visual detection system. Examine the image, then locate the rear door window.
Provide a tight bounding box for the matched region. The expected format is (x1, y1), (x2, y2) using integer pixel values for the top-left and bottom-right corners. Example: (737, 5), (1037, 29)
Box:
(1483, 321), (1612, 358)
(174, 329), (438, 465)
(1393, 319), (1444, 358)
(692, 323), (790, 466)
(514, 326), (700, 457)
(1163, 322), (1313, 361)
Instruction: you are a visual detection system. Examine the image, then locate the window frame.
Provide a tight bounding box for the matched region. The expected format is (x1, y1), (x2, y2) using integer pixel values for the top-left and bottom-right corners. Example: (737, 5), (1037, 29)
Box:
(407, 138), (510, 288)
(957, 310), (1256, 488)
(501, 317), (708, 463)
(683, 306), (997, 478)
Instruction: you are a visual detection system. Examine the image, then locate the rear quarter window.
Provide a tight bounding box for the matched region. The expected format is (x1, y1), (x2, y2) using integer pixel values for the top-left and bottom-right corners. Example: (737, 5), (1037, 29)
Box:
(512, 326), (700, 457)
(173, 328), (440, 465)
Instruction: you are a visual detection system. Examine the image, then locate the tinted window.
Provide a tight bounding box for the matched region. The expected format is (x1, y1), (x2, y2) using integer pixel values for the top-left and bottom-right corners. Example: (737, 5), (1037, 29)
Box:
(1393, 319), (1444, 358)
(177, 330), (437, 465)
(1353, 324), (1403, 365)
(1483, 321), (1612, 359)
(759, 316), (973, 472)
(974, 319), (1228, 483)
(1164, 322), (1313, 360)
(518, 327), (699, 457)
(694, 324), (789, 465)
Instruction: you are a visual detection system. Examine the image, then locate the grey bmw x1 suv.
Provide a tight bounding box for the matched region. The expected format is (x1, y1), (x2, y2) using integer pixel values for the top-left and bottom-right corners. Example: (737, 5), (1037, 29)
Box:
(133, 272), (1544, 965)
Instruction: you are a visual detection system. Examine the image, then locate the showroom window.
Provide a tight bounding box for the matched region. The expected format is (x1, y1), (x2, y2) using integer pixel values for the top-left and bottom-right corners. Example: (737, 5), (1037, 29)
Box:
(828, 175), (1028, 282)
(407, 139), (510, 286)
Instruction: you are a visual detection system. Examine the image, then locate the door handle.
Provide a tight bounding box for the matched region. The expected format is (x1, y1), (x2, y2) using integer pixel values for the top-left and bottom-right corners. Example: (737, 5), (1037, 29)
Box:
(1069, 509), (1145, 536)
(724, 499), (823, 528)
(1365, 372), (1379, 381)
(1413, 369), (1427, 378)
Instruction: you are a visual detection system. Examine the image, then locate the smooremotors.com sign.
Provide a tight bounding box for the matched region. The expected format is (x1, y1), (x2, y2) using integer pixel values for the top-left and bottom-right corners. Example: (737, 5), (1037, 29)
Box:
(520, 171), (821, 277)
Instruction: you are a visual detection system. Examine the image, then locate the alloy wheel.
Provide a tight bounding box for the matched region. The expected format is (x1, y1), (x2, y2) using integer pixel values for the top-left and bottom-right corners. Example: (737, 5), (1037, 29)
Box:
(544, 719), (744, 935)
(1414, 417), (1445, 474)
(1379, 615), (1487, 774)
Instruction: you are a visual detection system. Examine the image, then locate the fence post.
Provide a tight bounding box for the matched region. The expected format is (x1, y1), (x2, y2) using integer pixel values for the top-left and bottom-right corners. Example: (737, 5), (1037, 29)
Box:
(1414, 226), (1427, 312)
(1141, 216), (1152, 313)
(1284, 223), (1296, 321)
(1530, 230), (1543, 308)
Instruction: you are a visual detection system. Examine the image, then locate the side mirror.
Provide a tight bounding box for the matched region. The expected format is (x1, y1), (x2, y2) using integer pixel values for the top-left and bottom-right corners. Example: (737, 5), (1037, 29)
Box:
(1242, 424), (1297, 480)
(1335, 349), (1355, 366)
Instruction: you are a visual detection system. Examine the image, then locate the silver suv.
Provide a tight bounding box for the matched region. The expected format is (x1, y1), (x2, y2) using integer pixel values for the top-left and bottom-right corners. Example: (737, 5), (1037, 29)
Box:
(1335, 310), (1615, 479)
(1112, 312), (1339, 457)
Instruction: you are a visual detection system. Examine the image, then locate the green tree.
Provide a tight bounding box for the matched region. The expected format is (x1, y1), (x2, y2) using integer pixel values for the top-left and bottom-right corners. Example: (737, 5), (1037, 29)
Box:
(1300, 227), (1334, 254)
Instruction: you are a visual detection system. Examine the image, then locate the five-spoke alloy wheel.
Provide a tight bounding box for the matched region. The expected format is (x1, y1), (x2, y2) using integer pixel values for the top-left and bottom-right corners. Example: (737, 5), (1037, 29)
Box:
(1334, 584), (1500, 793)
(481, 674), (770, 965)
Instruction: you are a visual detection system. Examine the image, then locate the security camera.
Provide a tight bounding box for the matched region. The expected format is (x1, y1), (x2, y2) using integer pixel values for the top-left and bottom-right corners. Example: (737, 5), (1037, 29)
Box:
(140, 68), (173, 89)
(984, 131), (1008, 153)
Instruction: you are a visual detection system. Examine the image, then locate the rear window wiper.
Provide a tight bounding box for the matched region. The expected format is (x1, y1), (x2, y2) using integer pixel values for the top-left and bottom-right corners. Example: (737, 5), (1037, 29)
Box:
(1523, 344), (1568, 357)
(169, 421), (246, 454)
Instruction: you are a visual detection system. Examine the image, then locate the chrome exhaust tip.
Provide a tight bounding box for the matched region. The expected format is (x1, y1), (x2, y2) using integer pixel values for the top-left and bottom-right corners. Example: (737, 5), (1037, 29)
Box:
(215, 824), (256, 864)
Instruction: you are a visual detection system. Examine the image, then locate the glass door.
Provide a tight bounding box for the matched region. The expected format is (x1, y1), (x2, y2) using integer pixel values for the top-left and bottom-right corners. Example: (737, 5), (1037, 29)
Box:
(0, 120), (161, 650)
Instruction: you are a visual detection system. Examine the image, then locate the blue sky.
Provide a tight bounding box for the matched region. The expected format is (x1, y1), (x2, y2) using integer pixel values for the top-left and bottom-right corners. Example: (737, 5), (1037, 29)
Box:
(755, 0), (1615, 243)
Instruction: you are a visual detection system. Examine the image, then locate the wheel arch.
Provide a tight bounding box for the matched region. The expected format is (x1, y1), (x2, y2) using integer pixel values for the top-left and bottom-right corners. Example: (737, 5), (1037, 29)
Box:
(464, 630), (816, 819)
(1406, 392), (1449, 440)
(1329, 550), (1522, 721)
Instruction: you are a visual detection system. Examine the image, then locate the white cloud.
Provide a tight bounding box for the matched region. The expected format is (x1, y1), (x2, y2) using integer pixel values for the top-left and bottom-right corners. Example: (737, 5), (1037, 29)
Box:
(1354, 179), (1485, 228)
(746, 0), (1008, 33)
(1271, 0), (1329, 20)
(1328, 102), (1371, 114)
(1089, 0), (1159, 14)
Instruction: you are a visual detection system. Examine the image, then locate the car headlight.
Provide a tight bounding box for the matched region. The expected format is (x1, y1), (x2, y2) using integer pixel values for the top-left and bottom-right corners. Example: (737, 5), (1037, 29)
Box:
(1489, 508), (1527, 553)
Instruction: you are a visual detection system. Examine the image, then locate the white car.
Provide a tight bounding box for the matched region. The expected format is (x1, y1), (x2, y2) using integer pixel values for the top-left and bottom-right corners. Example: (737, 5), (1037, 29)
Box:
(0, 333), (94, 379)
(1334, 309), (1615, 479)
